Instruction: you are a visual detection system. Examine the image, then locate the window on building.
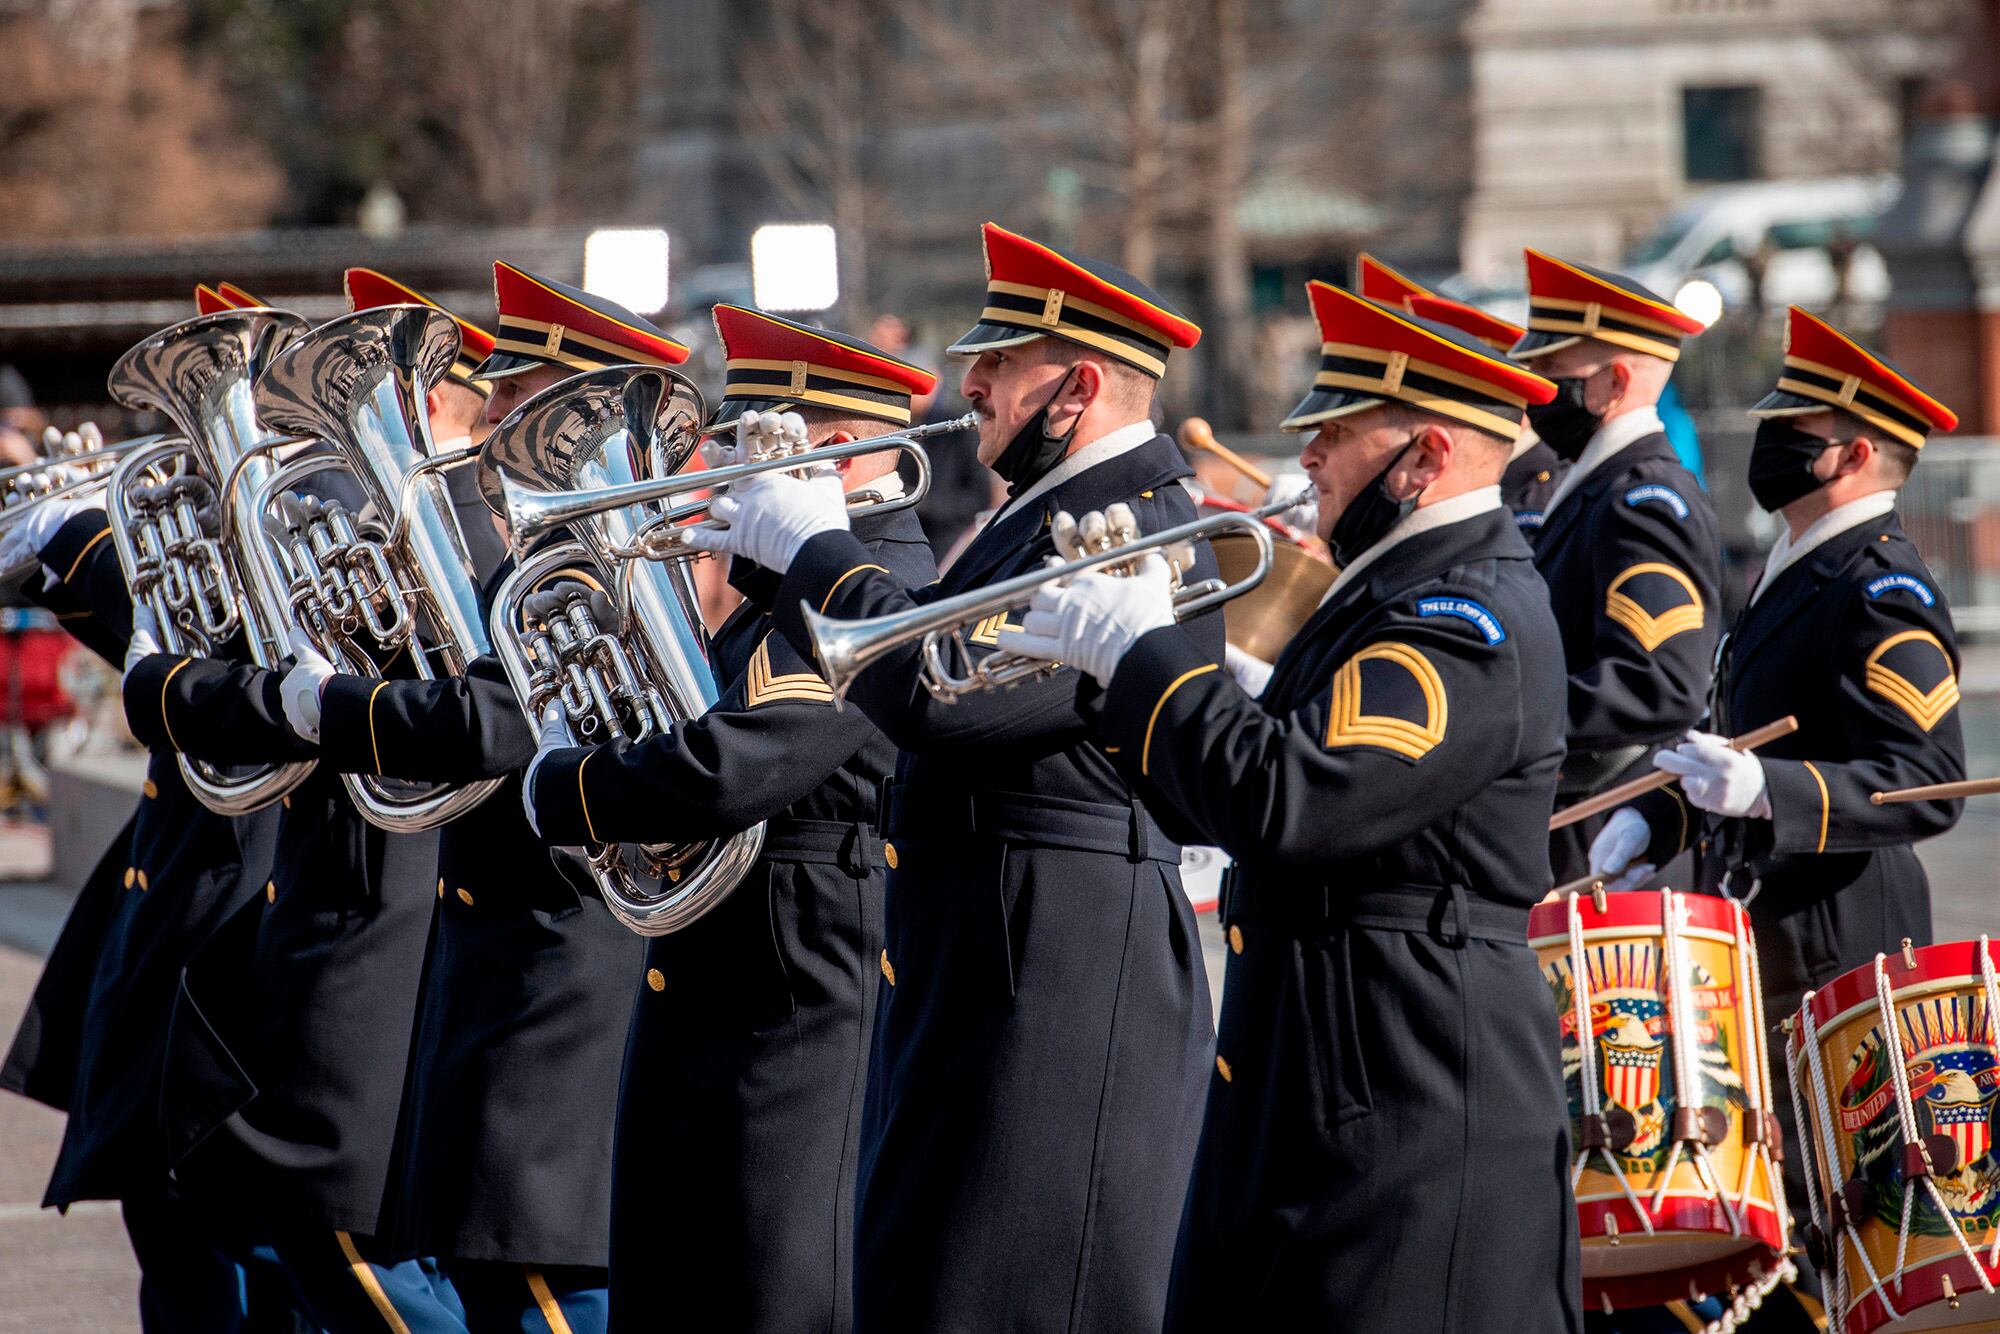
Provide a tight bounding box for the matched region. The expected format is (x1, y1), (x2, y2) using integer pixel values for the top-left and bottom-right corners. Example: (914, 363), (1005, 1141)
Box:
(1682, 86), (1762, 182)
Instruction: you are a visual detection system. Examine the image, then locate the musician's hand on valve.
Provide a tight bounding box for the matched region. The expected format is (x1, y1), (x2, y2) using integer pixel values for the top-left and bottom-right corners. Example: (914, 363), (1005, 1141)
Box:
(120, 605), (163, 686)
(996, 552), (1176, 687)
(1588, 807), (1655, 891)
(681, 465), (848, 573)
(279, 627), (335, 743)
(520, 701), (570, 838)
(1653, 728), (1771, 819)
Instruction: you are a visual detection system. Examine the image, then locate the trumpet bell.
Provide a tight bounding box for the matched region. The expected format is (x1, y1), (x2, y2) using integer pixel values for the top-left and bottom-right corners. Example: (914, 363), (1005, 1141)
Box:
(1212, 534), (1332, 661)
(476, 364), (707, 519)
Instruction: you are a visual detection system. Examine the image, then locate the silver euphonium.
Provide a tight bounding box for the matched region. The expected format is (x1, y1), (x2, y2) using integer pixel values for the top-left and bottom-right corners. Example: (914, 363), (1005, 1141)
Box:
(249, 303), (505, 832)
(481, 364), (765, 936)
(105, 306), (319, 815)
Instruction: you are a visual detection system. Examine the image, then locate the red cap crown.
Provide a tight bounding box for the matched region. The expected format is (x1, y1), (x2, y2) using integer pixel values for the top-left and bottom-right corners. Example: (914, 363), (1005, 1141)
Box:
(194, 284), (233, 316)
(217, 282), (267, 309)
(1407, 294), (1525, 355)
(1513, 249), (1704, 363)
(1282, 282), (1555, 440)
(1355, 253), (1431, 311)
(344, 267), (498, 395)
(1752, 306), (1957, 447)
(707, 304), (937, 431)
(477, 261), (689, 380)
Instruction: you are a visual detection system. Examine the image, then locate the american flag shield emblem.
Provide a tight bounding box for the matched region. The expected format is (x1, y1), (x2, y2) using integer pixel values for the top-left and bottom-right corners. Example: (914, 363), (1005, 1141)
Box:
(1933, 1093), (1992, 1167)
(1603, 1038), (1661, 1111)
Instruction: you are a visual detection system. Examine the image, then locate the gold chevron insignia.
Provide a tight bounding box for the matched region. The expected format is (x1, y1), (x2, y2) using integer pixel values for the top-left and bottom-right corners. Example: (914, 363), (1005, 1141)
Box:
(1605, 562), (1705, 652)
(743, 637), (834, 708)
(1864, 630), (1959, 731)
(968, 612), (1025, 647)
(1325, 641), (1447, 761)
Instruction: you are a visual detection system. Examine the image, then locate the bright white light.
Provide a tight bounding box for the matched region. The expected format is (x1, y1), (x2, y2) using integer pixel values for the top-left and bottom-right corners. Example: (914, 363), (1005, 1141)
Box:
(751, 224), (840, 312)
(584, 228), (670, 315)
(1673, 278), (1724, 329)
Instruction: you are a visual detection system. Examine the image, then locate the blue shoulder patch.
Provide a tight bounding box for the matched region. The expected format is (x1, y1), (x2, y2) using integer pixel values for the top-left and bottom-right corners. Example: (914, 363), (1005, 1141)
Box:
(1514, 510), (1544, 530)
(1416, 596), (1506, 645)
(1623, 484), (1690, 520)
(1866, 574), (1936, 607)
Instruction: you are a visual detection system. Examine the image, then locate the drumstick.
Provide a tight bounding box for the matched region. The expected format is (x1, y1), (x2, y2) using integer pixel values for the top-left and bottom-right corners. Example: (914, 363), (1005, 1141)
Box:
(1541, 874), (1610, 914)
(1871, 775), (2000, 805)
(1179, 417), (1273, 490)
(1547, 716), (1799, 831)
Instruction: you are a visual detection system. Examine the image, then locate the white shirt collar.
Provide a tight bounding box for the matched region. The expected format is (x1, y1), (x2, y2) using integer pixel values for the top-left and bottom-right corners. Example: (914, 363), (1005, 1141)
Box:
(855, 469), (905, 503)
(434, 433), (472, 452)
(1542, 405), (1665, 518)
(1751, 488), (1897, 604)
(1321, 486), (1503, 605)
(993, 419), (1158, 521)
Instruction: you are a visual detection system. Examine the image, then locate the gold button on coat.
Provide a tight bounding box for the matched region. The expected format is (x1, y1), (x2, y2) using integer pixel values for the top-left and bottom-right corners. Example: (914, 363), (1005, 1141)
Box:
(142, 780), (158, 799)
(437, 878), (445, 899)
(1227, 925), (1244, 954)
(883, 842), (899, 870)
(646, 968), (665, 992)
(265, 881), (276, 903)
(1216, 1055), (1233, 1082)
(880, 950), (896, 986)
(123, 867), (135, 889)
(136, 871), (148, 891)
(456, 888), (474, 906)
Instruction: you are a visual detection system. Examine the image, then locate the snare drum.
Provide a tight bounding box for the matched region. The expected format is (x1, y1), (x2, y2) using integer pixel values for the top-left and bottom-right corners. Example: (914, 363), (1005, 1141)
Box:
(1789, 940), (2000, 1334)
(1529, 889), (1789, 1310)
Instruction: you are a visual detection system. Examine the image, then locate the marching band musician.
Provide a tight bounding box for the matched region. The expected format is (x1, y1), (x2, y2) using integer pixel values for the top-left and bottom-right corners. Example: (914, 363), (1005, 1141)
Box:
(1509, 250), (1722, 882)
(994, 280), (1585, 1332)
(0, 396), (285, 1331)
(518, 305), (939, 1334)
(680, 222), (1223, 1332)
(1590, 309), (1967, 1332)
(271, 264), (693, 1334)
(1355, 253), (1564, 523)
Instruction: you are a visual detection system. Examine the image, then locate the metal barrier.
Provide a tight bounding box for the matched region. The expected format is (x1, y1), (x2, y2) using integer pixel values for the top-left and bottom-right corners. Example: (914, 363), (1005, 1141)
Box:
(1896, 439), (2000, 637)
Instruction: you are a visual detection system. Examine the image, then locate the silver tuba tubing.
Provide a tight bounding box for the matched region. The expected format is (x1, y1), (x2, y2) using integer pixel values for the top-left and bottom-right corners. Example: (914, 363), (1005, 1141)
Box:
(106, 307), (318, 815)
(251, 303), (505, 833)
(803, 496), (1300, 706)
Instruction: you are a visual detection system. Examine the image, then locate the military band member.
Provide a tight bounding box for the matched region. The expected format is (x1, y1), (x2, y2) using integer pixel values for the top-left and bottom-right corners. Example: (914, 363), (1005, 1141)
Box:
(995, 279), (1583, 1331)
(273, 263), (687, 1334)
(519, 305), (939, 1334)
(1510, 250), (1721, 881)
(1592, 308), (1966, 1331)
(681, 222), (1222, 1332)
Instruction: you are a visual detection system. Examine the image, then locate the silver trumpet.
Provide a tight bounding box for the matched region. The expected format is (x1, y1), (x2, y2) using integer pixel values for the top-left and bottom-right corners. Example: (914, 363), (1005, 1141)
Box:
(481, 364), (765, 936)
(250, 303), (506, 833)
(105, 305), (320, 815)
(805, 492), (1308, 705)
(498, 412), (972, 562)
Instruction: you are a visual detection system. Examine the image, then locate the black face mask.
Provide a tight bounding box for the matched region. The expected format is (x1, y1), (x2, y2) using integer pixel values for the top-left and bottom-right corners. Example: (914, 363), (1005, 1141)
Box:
(991, 368), (1081, 497)
(1328, 440), (1420, 569)
(1747, 418), (1837, 513)
(1525, 375), (1602, 461)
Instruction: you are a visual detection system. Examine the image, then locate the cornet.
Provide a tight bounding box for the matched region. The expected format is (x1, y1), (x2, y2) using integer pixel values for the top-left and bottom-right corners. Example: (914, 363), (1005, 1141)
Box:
(804, 492), (1309, 705)
(498, 413), (974, 562)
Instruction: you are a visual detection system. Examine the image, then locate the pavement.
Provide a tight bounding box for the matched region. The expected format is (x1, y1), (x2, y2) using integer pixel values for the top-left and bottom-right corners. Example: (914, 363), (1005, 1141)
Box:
(0, 811), (1991, 1330)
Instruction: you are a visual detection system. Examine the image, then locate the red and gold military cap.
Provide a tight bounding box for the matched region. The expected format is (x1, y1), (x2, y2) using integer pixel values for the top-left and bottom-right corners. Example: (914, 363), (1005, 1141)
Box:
(344, 267), (498, 397)
(217, 281), (268, 308)
(947, 222), (1200, 379)
(1283, 281), (1556, 441)
(1511, 249), (1705, 364)
(475, 261), (690, 381)
(194, 284), (234, 315)
(1355, 253), (1431, 311)
(704, 304), (938, 435)
(1751, 306), (1957, 449)
(1407, 293), (1525, 356)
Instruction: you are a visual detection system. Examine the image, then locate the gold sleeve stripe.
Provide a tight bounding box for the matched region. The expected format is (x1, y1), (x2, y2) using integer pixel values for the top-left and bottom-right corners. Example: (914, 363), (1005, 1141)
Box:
(1863, 629), (1960, 732)
(525, 1268), (578, 1334)
(1604, 563), (1705, 652)
(1325, 642), (1448, 760)
(1142, 663), (1220, 776)
(1803, 760), (1830, 855)
(159, 657), (192, 752)
(366, 680), (391, 773)
(743, 637), (834, 707)
(333, 1229), (415, 1334)
(62, 527), (113, 584)
(819, 563), (889, 615)
(577, 749), (599, 845)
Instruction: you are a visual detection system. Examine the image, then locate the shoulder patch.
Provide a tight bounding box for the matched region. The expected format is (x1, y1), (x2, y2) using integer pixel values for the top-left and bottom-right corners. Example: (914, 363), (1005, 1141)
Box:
(1415, 596), (1506, 645)
(743, 636), (834, 708)
(1605, 562), (1705, 652)
(1863, 629), (1959, 731)
(1326, 641), (1447, 762)
(1623, 484), (1690, 520)
(1865, 573), (1936, 607)
(1514, 510), (1545, 530)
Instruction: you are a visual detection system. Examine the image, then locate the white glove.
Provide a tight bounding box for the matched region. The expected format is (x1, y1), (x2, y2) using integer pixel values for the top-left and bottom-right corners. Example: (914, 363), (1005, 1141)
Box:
(1224, 642), (1273, 698)
(121, 604), (163, 684)
(0, 495), (91, 576)
(520, 701), (570, 838)
(1264, 470), (1317, 530)
(680, 433), (849, 574)
(1588, 807), (1655, 890)
(995, 553), (1177, 687)
(1653, 728), (1771, 819)
(279, 627), (335, 743)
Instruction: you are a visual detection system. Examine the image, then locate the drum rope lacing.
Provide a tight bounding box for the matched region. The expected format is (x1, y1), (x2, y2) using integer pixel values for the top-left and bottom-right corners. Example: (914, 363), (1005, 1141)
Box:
(1567, 892), (1656, 1231)
(1692, 1257), (1798, 1334)
(1798, 988), (1896, 1321)
(1653, 889), (1743, 1235)
(1731, 900), (1785, 1240)
(1981, 934), (2000, 1269)
(1871, 951), (1993, 1306)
